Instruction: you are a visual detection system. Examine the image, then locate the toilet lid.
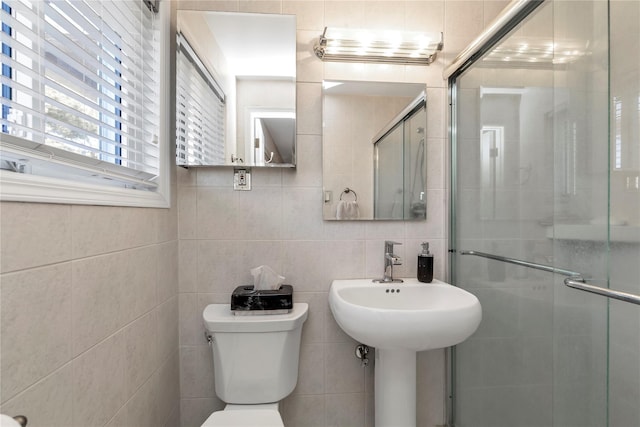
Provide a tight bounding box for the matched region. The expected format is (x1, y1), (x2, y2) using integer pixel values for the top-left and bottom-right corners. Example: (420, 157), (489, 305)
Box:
(202, 409), (284, 427)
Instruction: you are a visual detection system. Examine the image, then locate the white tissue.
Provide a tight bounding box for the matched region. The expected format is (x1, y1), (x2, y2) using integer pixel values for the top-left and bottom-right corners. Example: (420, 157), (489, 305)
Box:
(250, 265), (285, 291)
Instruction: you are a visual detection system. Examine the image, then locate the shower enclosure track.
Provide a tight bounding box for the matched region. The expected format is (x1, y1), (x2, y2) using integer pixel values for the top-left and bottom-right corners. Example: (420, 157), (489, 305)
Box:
(460, 250), (640, 306)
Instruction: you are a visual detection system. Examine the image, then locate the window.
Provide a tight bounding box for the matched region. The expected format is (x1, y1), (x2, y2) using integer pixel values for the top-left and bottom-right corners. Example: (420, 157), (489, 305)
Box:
(0, 0), (169, 207)
(175, 32), (225, 166)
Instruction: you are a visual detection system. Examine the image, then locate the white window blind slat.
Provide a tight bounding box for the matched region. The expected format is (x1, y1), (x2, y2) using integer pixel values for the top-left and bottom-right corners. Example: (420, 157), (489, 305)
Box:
(175, 34), (226, 166)
(42, 71), (145, 133)
(1, 0), (160, 185)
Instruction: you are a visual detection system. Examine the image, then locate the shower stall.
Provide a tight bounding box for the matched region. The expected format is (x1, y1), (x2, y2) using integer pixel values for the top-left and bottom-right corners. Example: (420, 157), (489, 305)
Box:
(447, 0), (640, 426)
(373, 95), (426, 220)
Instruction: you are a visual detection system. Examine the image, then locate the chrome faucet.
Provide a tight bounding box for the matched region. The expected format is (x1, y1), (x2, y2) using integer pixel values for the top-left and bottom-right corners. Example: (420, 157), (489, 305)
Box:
(373, 241), (403, 283)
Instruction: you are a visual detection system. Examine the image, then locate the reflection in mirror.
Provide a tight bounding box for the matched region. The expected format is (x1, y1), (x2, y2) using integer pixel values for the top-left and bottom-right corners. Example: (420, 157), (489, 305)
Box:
(175, 11), (296, 167)
(322, 81), (427, 220)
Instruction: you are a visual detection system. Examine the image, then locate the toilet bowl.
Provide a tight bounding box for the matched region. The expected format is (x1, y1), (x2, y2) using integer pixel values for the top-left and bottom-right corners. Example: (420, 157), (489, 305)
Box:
(201, 303), (308, 427)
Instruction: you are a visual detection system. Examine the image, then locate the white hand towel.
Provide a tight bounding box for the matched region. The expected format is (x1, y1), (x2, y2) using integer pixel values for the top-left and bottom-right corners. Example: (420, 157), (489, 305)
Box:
(336, 200), (347, 220)
(346, 201), (360, 219)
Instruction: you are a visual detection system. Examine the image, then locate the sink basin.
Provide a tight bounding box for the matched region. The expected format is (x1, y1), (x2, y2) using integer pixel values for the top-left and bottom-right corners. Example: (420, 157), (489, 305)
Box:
(329, 278), (482, 351)
(329, 278), (482, 426)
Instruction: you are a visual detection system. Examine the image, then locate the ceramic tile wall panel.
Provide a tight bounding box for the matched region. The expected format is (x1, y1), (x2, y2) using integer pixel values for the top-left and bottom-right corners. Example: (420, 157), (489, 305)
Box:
(1, 264), (72, 401)
(0, 203), (71, 273)
(175, 1), (510, 426)
(0, 365), (74, 427)
(0, 196), (180, 426)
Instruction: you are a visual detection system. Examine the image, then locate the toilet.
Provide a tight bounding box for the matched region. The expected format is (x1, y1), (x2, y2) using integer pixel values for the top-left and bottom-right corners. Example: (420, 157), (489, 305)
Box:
(200, 302), (309, 427)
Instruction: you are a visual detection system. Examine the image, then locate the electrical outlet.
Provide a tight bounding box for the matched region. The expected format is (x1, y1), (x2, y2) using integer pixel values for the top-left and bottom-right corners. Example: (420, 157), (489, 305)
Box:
(234, 168), (251, 191)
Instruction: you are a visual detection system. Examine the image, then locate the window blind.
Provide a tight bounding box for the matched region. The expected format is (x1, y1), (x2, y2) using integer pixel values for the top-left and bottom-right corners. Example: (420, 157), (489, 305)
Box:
(176, 32), (225, 166)
(0, 0), (160, 188)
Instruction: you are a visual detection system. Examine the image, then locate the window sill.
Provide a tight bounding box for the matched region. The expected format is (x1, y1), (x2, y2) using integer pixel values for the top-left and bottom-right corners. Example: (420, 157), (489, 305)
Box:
(0, 170), (170, 208)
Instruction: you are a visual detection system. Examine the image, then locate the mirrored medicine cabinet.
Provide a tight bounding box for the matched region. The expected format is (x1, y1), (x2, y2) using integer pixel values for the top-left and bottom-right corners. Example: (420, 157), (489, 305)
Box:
(322, 80), (427, 221)
(175, 10), (296, 168)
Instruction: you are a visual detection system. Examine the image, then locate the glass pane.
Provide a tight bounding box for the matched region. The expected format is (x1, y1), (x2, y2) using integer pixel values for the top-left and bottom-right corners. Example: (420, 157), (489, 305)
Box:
(374, 125), (404, 219)
(551, 1), (609, 425)
(452, 3), (559, 426)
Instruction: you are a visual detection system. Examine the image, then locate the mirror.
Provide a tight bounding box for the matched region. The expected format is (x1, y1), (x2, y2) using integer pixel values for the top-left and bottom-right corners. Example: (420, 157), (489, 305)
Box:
(322, 81), (427, 220)
(176, 11), (296, 167)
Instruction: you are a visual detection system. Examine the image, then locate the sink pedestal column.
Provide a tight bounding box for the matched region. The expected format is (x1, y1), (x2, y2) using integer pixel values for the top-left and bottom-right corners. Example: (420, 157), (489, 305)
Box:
(374, 348), (416, 427)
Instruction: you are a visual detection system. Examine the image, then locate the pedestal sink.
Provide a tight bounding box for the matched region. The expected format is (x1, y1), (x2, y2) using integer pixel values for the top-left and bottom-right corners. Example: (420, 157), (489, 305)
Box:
(329, 278), (482, 427)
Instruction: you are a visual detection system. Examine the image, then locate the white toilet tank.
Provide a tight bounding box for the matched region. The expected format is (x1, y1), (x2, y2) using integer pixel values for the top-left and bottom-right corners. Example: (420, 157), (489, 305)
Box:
(203, 303), (308, 404)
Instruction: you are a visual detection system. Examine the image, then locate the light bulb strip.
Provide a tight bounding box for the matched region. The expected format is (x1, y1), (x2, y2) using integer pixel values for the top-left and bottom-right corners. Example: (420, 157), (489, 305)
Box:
(314, 28), (443, 65)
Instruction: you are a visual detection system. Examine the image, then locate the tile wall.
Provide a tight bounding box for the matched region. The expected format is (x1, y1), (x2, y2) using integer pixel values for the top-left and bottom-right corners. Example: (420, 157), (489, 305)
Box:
(0, 199), (181, 427)
(176, 1), (509, 427)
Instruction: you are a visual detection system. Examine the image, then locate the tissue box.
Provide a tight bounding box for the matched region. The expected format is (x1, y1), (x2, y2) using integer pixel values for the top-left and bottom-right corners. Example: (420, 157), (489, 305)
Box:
(230, 284), (293, 314)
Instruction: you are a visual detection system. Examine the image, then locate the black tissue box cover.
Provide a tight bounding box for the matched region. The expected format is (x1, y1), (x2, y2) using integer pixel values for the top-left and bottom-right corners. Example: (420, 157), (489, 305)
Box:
(231, 284), (293, 312)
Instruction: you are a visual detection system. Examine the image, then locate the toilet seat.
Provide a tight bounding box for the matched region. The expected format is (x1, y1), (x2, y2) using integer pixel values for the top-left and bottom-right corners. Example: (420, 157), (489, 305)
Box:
(201, 409), (284, 427)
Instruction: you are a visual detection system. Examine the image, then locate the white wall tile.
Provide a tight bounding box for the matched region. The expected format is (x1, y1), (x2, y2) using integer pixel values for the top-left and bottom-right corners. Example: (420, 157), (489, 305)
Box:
(180, 345), (216, 398)
(296, 83), (323, 135)
(71, 206), (156, 258)
(236, 189), (283, 240)
(155, 351), (181, 426)
(158, 241), (179, 304)
(283, 135), (323, 188)
(115, 374), (159, 427)
(179, 293), (201, 346)
(325, 342), (366, 394)
(197, 240), (241, 293)
(296, 292), (326, 345)
(1, 365), (73, 427)
(178, 186), (198, 240)
(119, 247), (158, 326)
(325, 393), (365, 427)
(296, 30), (324, 84)
(179, 240), (198, 294)
(238, 0), (280, 14)
(157, 297), (179, 366)
(285, 2), (324, 31)
(282, 188), (326, 240)
(324, 1), (365, 28)
(156, 188), (179, 244)
(72, 334), (125, 427)
(1, 264), (72, 401)
(281, 394), (326, 427)
(71, 254), (122, 356)
(0, 202), (71, 273)
(196, 188), (239, 240)
(294, 344), (325, 395)
(123, 311), (157, 398)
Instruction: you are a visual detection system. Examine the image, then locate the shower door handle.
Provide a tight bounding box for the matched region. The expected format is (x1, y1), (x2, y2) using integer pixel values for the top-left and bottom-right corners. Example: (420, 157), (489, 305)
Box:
(564, 278), (640, 306)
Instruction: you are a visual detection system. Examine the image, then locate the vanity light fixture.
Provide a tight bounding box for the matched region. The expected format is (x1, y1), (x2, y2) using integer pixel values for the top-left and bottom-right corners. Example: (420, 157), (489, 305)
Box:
(314, 27), (443, 65)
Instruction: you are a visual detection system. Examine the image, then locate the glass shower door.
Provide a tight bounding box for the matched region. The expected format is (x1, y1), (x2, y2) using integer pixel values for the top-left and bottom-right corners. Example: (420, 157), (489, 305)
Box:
(447, 0), (640, 426)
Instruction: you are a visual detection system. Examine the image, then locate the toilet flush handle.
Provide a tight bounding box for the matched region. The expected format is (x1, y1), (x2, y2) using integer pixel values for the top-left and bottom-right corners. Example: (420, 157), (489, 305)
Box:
(204, 331), (213, 346)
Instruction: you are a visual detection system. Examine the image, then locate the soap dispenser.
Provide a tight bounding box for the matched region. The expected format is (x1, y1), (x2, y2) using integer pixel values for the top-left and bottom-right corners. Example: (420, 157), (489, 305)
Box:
(417, 242), (433, 283)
